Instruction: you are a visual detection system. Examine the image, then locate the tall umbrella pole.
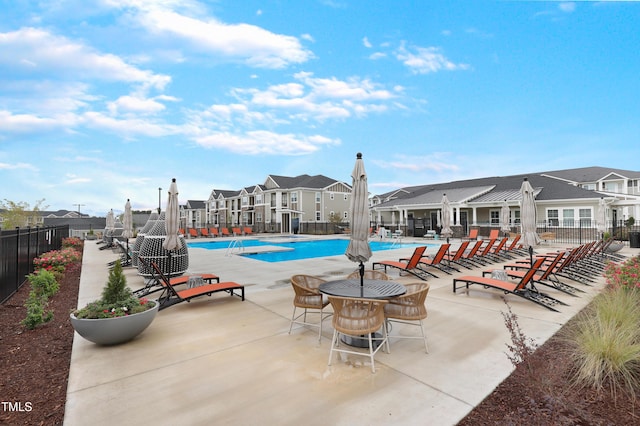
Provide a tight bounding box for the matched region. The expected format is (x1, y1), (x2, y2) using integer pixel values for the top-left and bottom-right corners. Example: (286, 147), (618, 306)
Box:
(345, 152), (372, 293)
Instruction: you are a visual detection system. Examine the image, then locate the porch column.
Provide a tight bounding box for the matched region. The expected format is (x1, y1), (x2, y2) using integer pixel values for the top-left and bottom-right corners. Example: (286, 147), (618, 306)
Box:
(472, 207), (478, 225)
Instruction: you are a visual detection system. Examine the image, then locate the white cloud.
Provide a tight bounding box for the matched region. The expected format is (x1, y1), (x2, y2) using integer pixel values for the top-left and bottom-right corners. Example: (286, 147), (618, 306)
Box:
(0, 28), (170, 90)
(124, 5), (313, 68)
(363, 37), (372, 48)
(194, 130), (339, 155)
(395, 43), (469, 74)
(559, 2), (576, 13)
(0, 162), (37, 171)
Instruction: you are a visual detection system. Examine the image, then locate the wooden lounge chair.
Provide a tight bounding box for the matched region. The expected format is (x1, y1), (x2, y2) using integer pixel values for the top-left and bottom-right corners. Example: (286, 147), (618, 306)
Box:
(453, 257), (567, 312)
(151, 262), (244, 310)
(372, 246), (433, 280)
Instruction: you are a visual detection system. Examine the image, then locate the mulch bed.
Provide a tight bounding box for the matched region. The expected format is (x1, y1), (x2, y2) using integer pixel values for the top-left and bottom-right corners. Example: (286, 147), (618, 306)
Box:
(0, 261), (80, 426)
(1, 253), (638, 425)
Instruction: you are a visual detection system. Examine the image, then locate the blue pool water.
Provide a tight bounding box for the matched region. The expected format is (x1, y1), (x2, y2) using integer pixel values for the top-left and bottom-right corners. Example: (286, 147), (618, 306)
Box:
(188, 238), (425, 262)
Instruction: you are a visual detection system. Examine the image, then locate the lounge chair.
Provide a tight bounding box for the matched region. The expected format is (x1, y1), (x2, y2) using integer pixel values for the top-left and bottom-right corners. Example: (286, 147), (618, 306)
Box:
(487, 229), (500, 240)
(151, 262), (244, 310)
(372, 246), (433, 280)
(454, 240), (486, 268)
(462, 229), (478, 241)
(221, 228), (231, 237)
(188, 228), (199, 238)
(232, 227), (242, 236)
(453, 257), (567, 311)
(243, 227), (253, 235)
(414, 243), (459, 274)
(442, 240), (471, 269)
(210, 228), (219, 237)
(484, 251), (583, 296)
(199, 228), (210, 237)
(133, 257), (221, 297)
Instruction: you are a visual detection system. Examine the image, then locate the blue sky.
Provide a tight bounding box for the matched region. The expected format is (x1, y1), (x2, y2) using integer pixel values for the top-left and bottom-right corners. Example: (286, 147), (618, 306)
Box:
(1, 0), (639, 217)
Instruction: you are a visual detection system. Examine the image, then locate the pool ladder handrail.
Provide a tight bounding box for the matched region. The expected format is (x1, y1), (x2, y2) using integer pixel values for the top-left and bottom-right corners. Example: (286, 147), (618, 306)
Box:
(225, 239), (245, 256)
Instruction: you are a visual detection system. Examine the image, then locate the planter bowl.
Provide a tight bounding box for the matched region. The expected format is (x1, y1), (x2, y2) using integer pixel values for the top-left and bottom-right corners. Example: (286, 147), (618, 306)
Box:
(70, 300), (159, 345)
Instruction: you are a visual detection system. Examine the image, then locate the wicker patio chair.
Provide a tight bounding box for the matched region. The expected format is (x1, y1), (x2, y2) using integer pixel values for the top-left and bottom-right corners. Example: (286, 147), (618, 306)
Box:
(289, 275), (332, 342)
(327, 296), (389, 373)
(384, 282), (430, 353)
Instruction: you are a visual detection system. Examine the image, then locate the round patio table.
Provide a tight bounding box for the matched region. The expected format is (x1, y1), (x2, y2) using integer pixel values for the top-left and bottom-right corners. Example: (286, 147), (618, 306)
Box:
(319, 279), (406, 348)
(318, 279), (406, 299)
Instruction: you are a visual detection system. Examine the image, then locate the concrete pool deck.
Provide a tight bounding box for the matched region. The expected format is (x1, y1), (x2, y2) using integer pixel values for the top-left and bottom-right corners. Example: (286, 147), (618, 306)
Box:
(63, 235), (628, 425)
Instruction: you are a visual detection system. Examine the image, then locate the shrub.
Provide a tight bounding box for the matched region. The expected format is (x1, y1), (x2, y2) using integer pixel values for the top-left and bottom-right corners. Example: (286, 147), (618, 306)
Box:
(564, 286), (640, 400)
(604, 256), (640, 290)
(501, 297), (538, 369)
(34, 247), (81, 274)
(62, 237), (83, 251)
(21, 269), (58, 329)
(73, 260), (155, 319)
(26, 268), (59, 298)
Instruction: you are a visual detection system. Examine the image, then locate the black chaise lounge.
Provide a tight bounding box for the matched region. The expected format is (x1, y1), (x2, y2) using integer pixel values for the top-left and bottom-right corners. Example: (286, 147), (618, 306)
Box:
(453, 257), (567, 312)
(150, 262), (244, 310)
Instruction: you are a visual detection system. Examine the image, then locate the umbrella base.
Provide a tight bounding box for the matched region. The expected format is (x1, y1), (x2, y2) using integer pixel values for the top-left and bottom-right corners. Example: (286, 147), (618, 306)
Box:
(341, 333), (383, 349)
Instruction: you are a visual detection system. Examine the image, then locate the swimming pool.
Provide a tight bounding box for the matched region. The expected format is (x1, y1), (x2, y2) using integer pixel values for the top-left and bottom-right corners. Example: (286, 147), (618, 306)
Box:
(188, 238), (425, 262)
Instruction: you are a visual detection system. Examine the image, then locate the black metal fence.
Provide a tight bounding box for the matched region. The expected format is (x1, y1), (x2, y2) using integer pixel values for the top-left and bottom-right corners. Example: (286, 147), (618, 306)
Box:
(0, 225), (69, 304)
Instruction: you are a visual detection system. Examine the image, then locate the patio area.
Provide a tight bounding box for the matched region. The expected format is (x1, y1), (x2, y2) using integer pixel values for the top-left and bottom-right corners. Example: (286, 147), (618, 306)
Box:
(64, 236), (616, 425)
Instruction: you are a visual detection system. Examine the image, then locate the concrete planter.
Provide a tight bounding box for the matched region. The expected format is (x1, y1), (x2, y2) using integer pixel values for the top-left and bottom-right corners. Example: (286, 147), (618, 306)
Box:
(70, 300), (159, 345)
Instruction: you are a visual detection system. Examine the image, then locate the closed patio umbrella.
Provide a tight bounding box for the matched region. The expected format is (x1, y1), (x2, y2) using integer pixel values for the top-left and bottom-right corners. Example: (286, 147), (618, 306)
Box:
(122, 199), (133, 239)
(596, 197), (607, 238)
(500, 199), (511, 235)
(345, 153), (372, 287)
(520, 178), (540, 265)
(163, 178), (182, 275)
(440, 194), (453, 239)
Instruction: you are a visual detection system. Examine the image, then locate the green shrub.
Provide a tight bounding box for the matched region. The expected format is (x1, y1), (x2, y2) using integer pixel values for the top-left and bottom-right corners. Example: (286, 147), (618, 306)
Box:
(564, 286), (640, 400)
(26, 269), (59, 298)
(21, 269), (59, 329)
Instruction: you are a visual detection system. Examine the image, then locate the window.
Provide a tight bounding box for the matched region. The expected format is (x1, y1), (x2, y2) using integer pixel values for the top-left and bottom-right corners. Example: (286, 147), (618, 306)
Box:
(547, 209), (559, 226)
(315, 192), (321, 203)
(242, 196), (248, 206)
(290, 192), (297, 203)
(315, 211), (321, 221)
(579, 208), (591, 226)
(513, 210), (521, 224)
(256, 194), (262, 204)
(490, 210), (500, 225)
(256, 212), (262, 222)
(563, 209), (574, 227)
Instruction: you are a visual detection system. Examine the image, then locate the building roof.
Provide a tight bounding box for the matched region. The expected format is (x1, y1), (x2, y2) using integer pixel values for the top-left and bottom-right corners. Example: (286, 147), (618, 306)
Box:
(541, 166), (640, 182)
(374, 173), (603, 209)
(266, 174), (342, 190)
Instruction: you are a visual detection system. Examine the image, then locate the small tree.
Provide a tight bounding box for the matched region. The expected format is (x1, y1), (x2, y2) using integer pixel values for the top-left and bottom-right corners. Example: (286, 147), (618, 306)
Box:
(0, 198), (48, 229)
(102, 260), (131, 304)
